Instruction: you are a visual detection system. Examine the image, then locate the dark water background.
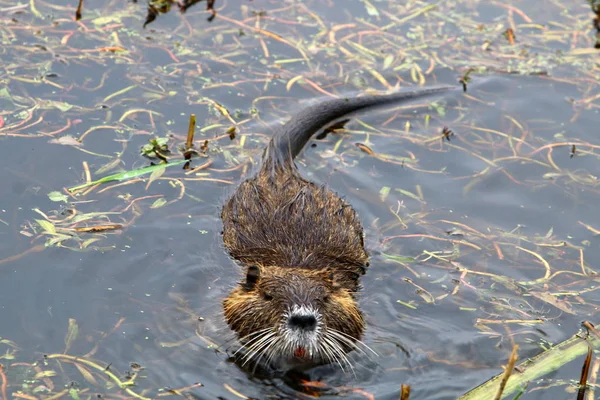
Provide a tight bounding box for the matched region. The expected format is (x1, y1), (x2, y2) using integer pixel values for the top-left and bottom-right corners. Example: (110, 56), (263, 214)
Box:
(1, 0), (599, 399)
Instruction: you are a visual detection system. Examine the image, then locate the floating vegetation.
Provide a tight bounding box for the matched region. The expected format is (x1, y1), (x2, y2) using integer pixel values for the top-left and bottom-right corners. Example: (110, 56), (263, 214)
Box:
(141, 136), (171, 161)
(1, 0), (600, 398)
(67, 159), (187, 193)
(0, 318), (206, 400)
(460, 323), (600, 399)
(140, 0), (219, 27)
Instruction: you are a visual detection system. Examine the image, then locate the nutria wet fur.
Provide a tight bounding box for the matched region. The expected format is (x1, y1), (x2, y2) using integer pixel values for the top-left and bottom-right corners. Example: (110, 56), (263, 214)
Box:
(221, 86), (454, 370)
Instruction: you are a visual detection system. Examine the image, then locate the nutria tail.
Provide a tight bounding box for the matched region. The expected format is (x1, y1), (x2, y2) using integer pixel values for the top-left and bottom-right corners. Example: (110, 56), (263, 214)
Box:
(262, 85), (456, 170)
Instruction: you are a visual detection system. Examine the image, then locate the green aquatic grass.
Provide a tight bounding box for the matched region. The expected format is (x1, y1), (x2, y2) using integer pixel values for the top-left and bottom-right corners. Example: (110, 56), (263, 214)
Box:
(460, 329), (600, 400)
(67, 160), (187, 193)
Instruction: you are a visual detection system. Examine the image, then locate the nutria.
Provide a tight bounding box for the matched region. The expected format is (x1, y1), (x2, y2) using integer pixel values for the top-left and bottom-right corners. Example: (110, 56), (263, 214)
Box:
(221, 85), (454, 371)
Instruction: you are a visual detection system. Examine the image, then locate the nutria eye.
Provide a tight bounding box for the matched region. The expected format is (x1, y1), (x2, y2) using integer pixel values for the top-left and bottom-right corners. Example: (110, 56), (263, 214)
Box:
(263, 293), (273, 301)
(322, 295), (330, 302)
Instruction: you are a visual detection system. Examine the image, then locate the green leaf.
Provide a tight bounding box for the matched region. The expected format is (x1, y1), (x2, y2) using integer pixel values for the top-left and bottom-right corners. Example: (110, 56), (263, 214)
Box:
(394, 188), (422, 202)
(543, 172), (563, 179)
(68, 159), (187, 193)
(95, 158), (121, 175)
(36, 219), (56, 234)
(396, 300), (417, 309)
(69, 388), (81, 400)
(381, 253), (416, 263)
(148, 165), (165, 185)
(40, 100), (74, 112)
(91, 15), (123, 26)
(34, 370), (57, 379)
(30, 0), (43, 18)
(81, 238), (101, 249)
(383, 55), (394, 70)
(52, 101), (73, 112)
(154, 137), (169, 147)
(64, 318), (79, 354)
(150, 198), (167, 209)
(362, 0), (379, 16)
(45, 234), (73, 247)
(379, 186), (390, 202)
(48, 191), (69, 202)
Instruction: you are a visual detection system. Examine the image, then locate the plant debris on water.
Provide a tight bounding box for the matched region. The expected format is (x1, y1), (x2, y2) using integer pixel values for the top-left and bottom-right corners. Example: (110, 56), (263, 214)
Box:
(1, 0), (600, 398)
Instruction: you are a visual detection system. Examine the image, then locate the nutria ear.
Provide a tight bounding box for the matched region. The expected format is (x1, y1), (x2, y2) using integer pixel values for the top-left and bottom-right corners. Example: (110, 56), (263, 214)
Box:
(244, 265), (260, 290)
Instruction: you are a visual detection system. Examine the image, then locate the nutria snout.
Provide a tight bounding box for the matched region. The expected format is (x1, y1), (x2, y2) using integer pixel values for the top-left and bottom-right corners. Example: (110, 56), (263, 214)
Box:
(220, 86), (456, 371)
(223, 264), (365, 369)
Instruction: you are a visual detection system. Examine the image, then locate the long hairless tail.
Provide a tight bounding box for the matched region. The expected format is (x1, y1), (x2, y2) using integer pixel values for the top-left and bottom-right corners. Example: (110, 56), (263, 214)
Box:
(262, 85), (456, 169)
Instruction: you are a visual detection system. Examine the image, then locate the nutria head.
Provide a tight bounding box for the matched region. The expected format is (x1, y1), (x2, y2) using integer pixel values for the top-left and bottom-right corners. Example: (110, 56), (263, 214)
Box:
(223, 264), (368, 370)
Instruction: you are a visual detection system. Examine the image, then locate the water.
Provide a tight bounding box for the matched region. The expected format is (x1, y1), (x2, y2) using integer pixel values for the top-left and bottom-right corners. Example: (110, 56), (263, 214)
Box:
(0, 0), (599, 399)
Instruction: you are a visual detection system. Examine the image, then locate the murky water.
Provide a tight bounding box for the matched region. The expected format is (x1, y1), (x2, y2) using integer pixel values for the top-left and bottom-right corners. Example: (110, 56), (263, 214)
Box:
(1, 1), (599, 399)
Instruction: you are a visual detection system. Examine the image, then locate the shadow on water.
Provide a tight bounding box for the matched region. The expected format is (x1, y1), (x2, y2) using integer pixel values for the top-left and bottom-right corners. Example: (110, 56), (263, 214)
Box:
(1, 0), (600, 399)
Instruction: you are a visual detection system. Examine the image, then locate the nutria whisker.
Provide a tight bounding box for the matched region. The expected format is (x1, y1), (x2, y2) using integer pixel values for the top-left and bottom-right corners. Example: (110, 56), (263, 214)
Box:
(327, 328), (365, 353)
(316, 338), (334, 367)
(242, 331), (277, 366)
(323, 335), (353, 375)
(322, 339), (344, 372)
(326, 330), (366, 358)
(260, 336), (286, 373)
(234, 327), (273, 355)
(220, 85), (458, 372)
(328, 327), (377, 357)
(248, 339), (279, 374)
(235, 327), (272, 347)
(238, 333), (272, 362)
(319, 336), (342, 372)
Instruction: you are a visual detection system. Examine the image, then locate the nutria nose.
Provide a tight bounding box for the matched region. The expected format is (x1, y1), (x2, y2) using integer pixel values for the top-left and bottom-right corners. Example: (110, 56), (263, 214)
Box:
(288, 314), (317, 331)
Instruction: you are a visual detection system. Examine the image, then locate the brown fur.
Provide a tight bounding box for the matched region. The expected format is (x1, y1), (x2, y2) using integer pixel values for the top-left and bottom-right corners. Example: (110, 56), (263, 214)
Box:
(222, 265), (364, 344)
(222, 167), (368, 274)
(219, 86), (455, 367)
(221, 164), (368, 361)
